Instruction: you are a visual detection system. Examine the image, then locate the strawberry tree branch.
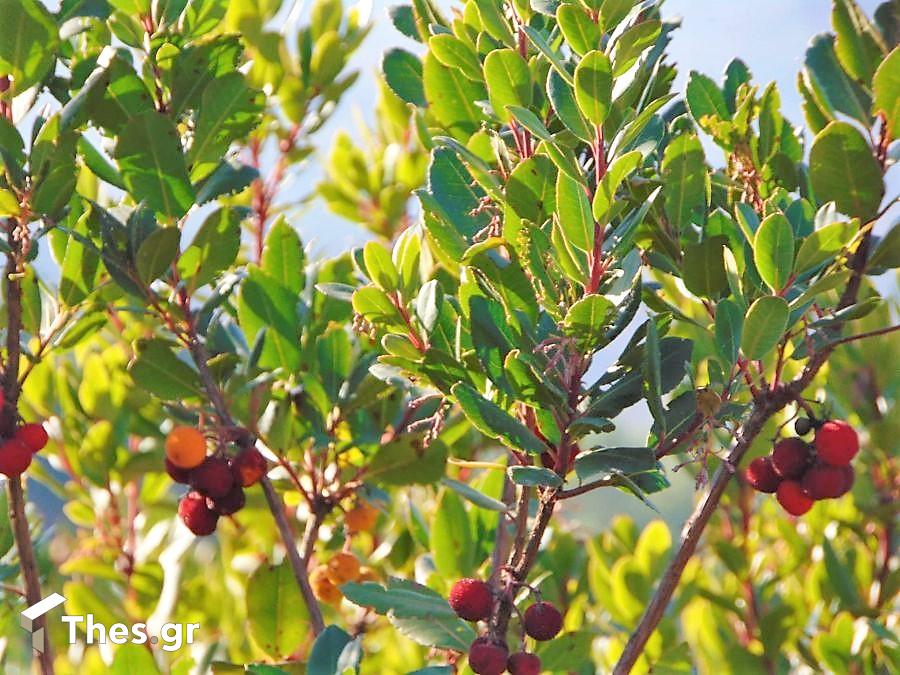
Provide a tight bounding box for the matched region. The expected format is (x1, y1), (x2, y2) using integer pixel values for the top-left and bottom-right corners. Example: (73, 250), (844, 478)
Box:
(3, 218), (55, 675)
(612, 224), (877, 674)
(171, 291), (326, 636)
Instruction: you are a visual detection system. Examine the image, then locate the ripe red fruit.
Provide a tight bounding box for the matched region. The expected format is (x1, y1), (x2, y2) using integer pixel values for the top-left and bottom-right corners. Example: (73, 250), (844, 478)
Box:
(801, 463), (847, 500)
(468, 637), (508, 675)
(178, 491), (219, 535)
(815, 420), (859, 466)
(16, 423), (48, 453)
(776, 480), (814, 516)
(231, 447), (267, 487)
(771, 438), (812, 479)
(523, 601), (563, 641)
(508, 651), (542, 675)
(190, 456), (234, 498)
(210, 485), (246, 516)
(165, 458), (192, 484)
(449, 578), (493, 622)
(745, 456), (781, 493)
(836, 464), (854, 497)
(0, 439), (32, 476)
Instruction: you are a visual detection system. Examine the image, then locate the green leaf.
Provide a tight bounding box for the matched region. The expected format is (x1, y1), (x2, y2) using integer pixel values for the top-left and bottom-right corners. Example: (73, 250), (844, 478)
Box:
(809, 121), (884, 220)
(715, 299), (744, 367)
(247, 562), (308, 659)
(794, 220), (856, 273)
(473, 0), (514, 44)
(115, 112), (194, 218)
(555, 171), (594, 254)
(430, 489), (473, 578)
(389, 615), (475, 652)
(574, 447), (657, 480)
(523, 24), (574, 86)
(592, 150), (641, 223)
(423, 52), (485, 137)
(804, 34), (871, 123)
(363, 241), (399, 293)
(822, 538), (862, 607)
(341, 578), (456, 619)
(452, 383), (548, 455)
(741, 295), (789, 360)
(177, 207), (242, 289)
(237, 267), (302, 372)
(685, 70), (730, 123)
(307, 626), (354, 675)
(53, 208), (102, 307)
(136, 227), (180, 283)
(483, 49), (532, 123)
(382, 48), (425, 106)
(507, 105), (583, 179)
(127, 339), (202, 399)
(643, 321), (665, 433)
(682, 236), (728, 298)
(547, 68), (592, 142)
(662, 133), (707, 233)
(110, 644), (160, 674)
(506, 154), (557, 222)
(194, 158), (258, 205)
(873, 47), (900, 139)
(367, 437), (448, 485)
(868, 222), (900, 270)
(537, 631), (595, 671)
(574, 50), (613, 126)
(753, 213), (795, 292)
(441, 477), (510, 512)
(562, 295), (615, 351)
(0, 0), (58, 95)
(352, 285), (406, 331)
(262, 218), (305, 294)
(508, 466), (564, 488)
(557, 4), (601, 56)
(189, 71), (264, 180)
(832, 0), (884, 83)
(429, 34), (481, 80)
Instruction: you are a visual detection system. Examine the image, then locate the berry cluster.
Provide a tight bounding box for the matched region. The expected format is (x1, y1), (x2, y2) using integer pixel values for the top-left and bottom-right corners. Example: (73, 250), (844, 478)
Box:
(448, 578), (563, 674)
(164, 425), (267, 535)
(309, 550), (377, 606)
(0, 421), (49, 477)
(745, 419), (858, 516)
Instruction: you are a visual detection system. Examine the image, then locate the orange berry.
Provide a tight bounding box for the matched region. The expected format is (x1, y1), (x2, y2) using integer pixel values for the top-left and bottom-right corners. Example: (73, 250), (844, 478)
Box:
(310, 566), (343, 605)
(344, 501), (379, 533)
(326, 552), (361, 585)
(165, 426), (207, 469)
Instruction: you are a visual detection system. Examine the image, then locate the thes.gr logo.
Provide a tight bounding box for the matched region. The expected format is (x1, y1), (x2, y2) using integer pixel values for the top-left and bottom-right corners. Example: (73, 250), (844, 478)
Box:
(21, 593), (66, 653)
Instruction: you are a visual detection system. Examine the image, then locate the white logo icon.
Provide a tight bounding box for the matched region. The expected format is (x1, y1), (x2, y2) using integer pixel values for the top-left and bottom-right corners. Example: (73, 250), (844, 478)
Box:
(21, 593), (66, 653)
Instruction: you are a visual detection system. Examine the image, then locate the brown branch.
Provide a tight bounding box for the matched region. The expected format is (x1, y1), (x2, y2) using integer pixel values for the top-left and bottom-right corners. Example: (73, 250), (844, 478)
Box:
(3, 223), (54, 674)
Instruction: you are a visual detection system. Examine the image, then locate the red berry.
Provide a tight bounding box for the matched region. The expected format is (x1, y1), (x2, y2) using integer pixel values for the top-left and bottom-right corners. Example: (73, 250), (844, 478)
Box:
(745, 456), (781, 493)
(776, 480), (814, 516)
(178, 491), (219, 535)
(190, 456), (234, 498)
(231, 447), (267, 487)
(771, 438), (812, 479)
(165, 458), (192, 484)
(508, 651), (541, 675)
(801, 463), (847, 500)
(15, 423), (48, 453)
(836, 464), (854, 497)
(0, 439), (32, 476)
(815, 420), (859, 466)
(468, 637), (508, 675)
(210, 485), (245, 516)
(523, 601), (563, 641)
(449, 579), (493, 622)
